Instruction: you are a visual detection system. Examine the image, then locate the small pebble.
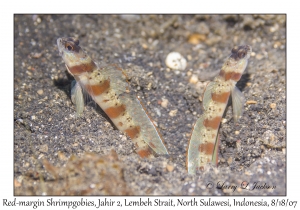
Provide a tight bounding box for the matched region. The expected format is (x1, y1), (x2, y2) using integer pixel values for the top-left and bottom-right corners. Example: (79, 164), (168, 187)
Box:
(14, 179), (22, 187)
(223, 188), (232, 194)
(142, 43), (148, 49)
(189, 74), (199, 84)
(165, 52), (187, 71)
(187, 55), (192, 61)
(227, 157), (233, 165)
(169, 109), (178, 117)
(273, 41), (282, 49)
(188, 33), (206, 45)
(244, 170), (253, 176)
(256, 54), (264, 60)
(246, 100), (257, 104)
(57, 151), (67, 160)
(39, 144), (48, 153)
(32, 52), (42, 58)
(161, 98), (169, 108)
(270, 24), (279, 32)
(188, 188), (194, 193)
(37, 89), (44, 95)
(121, 135), (127, 141)
(221, 118), (227, 123)
(270, 103), (276, 109)
(263, 130), (276, 143)
(154, 107), (161, 117)
(36, 17), (42, 23)
(166, 164), (174, 172)
(236, 140), (241, 151)
(16, 119), (24, 124)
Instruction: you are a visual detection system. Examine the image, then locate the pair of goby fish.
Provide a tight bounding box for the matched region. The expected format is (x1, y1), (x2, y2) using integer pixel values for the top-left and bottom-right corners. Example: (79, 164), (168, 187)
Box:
(57, 37), (252, 174)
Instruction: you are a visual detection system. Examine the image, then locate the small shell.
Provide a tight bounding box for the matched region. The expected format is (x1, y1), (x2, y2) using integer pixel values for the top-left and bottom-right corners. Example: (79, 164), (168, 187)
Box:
(165, 52), (187, 70)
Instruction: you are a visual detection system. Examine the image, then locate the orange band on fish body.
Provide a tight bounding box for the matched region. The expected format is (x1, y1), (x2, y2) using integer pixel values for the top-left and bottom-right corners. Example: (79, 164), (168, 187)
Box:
(85, 80), (110, 96)
(124, 126), (141, 139)
(105, 104), (126, 119)
(137, 148), (152, 158)
(211, 91), (230, 103)
(68, 61), (97, 75)
(203, 116), (222, 130)
(198, 142), (215, 155)
(219, 70), (242, 81)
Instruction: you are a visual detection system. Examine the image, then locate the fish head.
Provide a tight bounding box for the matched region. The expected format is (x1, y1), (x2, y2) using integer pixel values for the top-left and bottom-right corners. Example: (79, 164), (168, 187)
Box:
(225, 45), (252, 74)
(57, 37), (95, 75)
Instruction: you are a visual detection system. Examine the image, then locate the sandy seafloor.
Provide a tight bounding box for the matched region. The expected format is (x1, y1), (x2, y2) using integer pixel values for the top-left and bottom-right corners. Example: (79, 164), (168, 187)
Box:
(14, 14), (286, 195)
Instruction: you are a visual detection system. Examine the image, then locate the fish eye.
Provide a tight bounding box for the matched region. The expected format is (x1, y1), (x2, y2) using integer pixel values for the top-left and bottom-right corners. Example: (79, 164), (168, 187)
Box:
(65, 43), (73, 51)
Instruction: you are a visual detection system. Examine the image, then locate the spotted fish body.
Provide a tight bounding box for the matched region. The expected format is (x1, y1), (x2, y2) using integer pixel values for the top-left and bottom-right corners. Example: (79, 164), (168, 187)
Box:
(57, 37), (168, 158)
(187, 45), (252, 174)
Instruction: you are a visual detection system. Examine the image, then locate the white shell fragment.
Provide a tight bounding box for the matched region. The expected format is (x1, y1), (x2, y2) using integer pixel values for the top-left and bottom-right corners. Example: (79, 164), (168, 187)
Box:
(165, 52), (187, 71)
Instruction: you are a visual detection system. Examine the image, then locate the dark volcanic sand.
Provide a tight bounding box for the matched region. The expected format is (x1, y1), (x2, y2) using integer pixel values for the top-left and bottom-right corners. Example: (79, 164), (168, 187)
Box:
(14, 14), (286, 195)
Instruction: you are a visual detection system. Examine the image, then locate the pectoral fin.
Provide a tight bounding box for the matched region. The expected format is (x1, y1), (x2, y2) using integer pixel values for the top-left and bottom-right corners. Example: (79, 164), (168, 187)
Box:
(71, 80), (85, 116)
(231, 86), (245, 123)
(187, 116), (205, 174)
